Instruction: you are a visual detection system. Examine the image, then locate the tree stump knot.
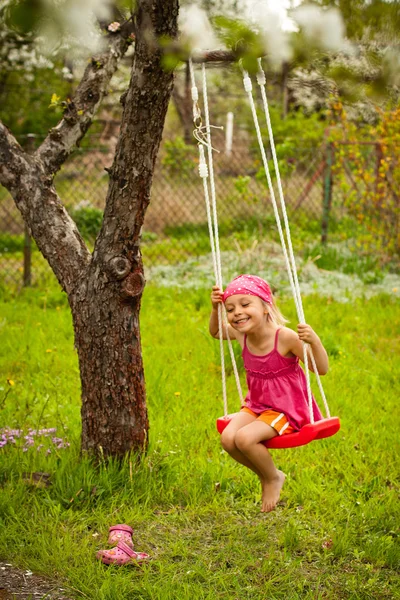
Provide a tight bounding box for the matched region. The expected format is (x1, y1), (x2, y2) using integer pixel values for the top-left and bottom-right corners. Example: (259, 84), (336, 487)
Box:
(108, 256), (131, 279)
(121, 271), (145, 300)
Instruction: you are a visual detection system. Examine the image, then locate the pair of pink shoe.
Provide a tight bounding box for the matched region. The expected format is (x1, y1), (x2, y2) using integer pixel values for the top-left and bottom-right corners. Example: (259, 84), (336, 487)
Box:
(96, 524), (150, 565)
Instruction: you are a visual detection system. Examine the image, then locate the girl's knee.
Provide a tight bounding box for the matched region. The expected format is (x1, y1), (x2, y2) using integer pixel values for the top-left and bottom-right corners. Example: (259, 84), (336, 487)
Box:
(220, 429), (236, 453)
(235, 428), (254, 453)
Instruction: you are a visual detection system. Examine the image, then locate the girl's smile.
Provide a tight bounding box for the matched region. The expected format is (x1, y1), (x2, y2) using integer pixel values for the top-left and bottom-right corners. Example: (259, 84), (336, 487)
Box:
(235, 317), (249, 326)
(225, 294), (266, 331)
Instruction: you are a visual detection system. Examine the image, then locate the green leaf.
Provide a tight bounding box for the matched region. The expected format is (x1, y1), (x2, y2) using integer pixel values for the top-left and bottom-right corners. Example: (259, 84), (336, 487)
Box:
(5, 0), (45, 35)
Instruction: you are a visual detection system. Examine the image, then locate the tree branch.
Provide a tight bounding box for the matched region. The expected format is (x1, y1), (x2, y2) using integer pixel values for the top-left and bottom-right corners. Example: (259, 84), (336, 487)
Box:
(0, 18), (137, 294)
(0, 122), (91, 294)
(37, 22), (135, 176)
(190, 49), (241, 64)
(91, 0), (178, 285)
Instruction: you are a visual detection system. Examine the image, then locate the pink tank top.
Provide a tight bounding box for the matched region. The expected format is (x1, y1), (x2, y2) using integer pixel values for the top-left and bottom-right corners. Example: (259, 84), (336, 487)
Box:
(242, 328), (322, 431)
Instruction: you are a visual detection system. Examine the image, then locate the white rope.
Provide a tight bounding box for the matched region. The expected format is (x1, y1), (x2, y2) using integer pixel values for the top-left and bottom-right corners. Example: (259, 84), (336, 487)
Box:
(201, 63), (245, 409)
(201, 64), (223, 289)
(198, 145), (218, 281)
(248, 60), (331, 420)
(255, 59), (330, 419)
(240, 66), (315, 424)
(191, 59), (331, 422)
(190, 60), (244, 414)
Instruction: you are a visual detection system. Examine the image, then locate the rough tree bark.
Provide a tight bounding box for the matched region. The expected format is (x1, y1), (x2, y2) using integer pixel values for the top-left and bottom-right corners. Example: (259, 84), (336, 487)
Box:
(0, 0), (179, 458)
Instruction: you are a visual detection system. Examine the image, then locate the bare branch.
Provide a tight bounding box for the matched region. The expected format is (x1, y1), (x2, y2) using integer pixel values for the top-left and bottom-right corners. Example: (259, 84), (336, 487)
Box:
(0, 123), (25, 192)
(0, 20), (137, 294)
(37, 23), (135, 176)
(191, 49), (241, 64)
(0, 122), (91, 293)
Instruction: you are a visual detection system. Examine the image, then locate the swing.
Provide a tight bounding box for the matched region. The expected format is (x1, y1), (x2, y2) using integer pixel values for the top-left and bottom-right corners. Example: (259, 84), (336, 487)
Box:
(189, 60), (340, 449)
(216, 414), (341, 449)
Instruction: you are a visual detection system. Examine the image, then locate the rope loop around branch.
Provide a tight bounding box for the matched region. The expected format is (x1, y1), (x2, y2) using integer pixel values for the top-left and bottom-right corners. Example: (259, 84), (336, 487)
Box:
(193, 124), (223, 152)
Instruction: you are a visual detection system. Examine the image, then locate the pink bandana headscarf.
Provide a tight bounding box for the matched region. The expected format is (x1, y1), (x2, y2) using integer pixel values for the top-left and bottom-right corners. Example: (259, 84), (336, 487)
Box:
(222, 274), (272, 305)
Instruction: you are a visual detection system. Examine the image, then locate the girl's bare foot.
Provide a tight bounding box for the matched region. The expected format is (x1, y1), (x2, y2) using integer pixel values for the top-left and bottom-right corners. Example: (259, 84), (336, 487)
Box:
(260, 470), (286, 512)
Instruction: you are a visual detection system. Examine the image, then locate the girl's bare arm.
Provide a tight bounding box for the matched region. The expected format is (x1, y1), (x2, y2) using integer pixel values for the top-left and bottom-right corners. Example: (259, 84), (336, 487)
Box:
(279, 326), (329, 375)
(209, 286), (237, 341)
(296, 324), (329, 375)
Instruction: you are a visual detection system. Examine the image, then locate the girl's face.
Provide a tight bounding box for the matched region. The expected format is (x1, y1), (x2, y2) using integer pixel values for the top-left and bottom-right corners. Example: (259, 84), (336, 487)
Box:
(224, 294), (267, 332)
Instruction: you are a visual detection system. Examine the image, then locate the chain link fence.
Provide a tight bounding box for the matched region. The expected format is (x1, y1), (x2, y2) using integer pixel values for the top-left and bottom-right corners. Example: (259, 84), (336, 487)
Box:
(0, 131), (398, 289)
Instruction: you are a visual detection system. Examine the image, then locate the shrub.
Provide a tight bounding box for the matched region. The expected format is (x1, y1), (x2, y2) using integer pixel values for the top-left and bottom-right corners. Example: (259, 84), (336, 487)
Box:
(69, 204), (103, 242)
(0, 233), (24, 253)
(161, 137), (197, 180)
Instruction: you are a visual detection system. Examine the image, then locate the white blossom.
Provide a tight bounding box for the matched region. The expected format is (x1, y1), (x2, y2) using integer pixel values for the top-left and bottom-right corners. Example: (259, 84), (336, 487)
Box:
(247, 2), (293, 67)
(179, 5), (221, 52)
(292, 3), (346, 52)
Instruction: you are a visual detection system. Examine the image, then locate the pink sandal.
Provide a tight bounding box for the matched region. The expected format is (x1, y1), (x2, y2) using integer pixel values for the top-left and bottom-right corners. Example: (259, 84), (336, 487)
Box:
(96, 540), (150, 565)
(108, 524), (134, 548)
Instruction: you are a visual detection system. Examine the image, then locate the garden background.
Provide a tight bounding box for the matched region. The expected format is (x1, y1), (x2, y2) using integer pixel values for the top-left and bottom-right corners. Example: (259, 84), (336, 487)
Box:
(1, 1), (400, 598)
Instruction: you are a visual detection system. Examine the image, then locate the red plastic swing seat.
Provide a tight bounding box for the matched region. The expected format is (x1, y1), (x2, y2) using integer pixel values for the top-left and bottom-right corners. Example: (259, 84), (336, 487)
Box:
(216, 413), (340, 449)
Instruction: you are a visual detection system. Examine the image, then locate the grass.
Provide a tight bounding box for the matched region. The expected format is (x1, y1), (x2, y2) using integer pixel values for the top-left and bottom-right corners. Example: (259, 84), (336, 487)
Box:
(0, 285), (399, 599)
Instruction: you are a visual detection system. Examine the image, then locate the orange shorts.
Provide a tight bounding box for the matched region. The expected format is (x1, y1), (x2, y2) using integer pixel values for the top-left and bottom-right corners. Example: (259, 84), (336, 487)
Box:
(241, 406), (295, 436)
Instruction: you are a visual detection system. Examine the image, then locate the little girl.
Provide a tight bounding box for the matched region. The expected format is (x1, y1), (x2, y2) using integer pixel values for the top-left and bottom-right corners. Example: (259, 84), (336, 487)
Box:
(209, 274), (329, 513)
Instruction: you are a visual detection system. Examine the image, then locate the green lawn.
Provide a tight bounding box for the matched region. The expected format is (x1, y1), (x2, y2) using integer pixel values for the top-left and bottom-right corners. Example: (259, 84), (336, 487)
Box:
(0, 285), (399, 599)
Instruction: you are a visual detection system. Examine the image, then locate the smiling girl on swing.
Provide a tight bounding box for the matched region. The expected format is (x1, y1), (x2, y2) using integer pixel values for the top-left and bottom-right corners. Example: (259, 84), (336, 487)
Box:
(209, 274), (329, 513)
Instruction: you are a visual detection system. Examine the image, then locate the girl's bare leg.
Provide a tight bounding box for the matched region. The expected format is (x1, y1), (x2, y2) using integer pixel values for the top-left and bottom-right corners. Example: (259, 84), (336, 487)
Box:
(234, 421), (286, 513)
(220, 412), (264, 478)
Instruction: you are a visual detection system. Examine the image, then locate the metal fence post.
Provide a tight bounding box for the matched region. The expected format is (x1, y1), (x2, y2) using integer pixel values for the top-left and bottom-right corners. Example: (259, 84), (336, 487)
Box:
(23, 133), (36, 287)
(23, 224), (32, 287)
(321, 142), (334, 245)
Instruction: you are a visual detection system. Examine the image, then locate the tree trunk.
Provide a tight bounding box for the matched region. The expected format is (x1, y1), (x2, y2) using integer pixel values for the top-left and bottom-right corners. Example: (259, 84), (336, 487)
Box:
(71, 274), (148, 457)
(0, 0), (179, 459)
(78, 0), (178, 456)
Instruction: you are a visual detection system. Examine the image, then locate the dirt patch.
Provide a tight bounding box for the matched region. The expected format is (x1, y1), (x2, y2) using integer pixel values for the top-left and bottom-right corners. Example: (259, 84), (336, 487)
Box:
(0, 562), (72, 600)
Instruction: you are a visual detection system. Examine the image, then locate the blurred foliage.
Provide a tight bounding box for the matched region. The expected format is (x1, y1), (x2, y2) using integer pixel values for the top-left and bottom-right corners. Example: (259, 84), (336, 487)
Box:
(3, 0), (45, 35)
(0, 68), (73, 138)
(328, 99), (400, 257)
(212, 15), (265, 73)
(313, 0), (400, 41)
(249, 104), (327, 182)
(69, 205), (104, 243)
(2, 0), (135, 36)
(162, 137), (197, 179)
(0, 233), (24, 253)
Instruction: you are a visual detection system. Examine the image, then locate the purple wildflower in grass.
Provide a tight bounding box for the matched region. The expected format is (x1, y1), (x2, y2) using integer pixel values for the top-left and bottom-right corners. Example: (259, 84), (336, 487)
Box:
(0, 427), (69, 453)
(40, 428), (57, 436)
(9, 429), (21, 437)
